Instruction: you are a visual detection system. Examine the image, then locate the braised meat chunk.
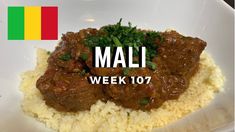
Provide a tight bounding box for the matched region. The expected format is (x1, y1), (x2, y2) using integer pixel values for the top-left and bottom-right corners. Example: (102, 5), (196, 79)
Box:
(36, 21), (206, 112)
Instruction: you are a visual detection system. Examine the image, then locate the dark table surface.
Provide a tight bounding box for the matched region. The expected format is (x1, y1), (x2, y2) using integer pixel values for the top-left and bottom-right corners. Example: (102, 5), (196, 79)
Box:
(224, 0), (234, 8)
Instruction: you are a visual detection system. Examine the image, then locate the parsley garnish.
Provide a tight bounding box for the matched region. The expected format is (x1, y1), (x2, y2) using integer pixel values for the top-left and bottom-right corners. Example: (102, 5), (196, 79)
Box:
(85, 19), (163, 70)
(139, 97), (150, 106)
(146, 61), (156, 70)
(80, 53), (88, 61)
(127, 112), (130, 116)
(59, 53), (71, 61)
(47, 51), (51, 55)
(80, 69), (86, 76)
(123, 68), (129, 76)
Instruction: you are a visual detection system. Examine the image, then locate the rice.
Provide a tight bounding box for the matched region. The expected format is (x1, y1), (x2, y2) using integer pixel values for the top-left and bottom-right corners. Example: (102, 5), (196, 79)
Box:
(20, 48), (225, 132)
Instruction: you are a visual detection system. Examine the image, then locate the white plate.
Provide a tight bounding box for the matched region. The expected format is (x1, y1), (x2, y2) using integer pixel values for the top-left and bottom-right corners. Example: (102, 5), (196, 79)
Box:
(0, 0), (233, 131)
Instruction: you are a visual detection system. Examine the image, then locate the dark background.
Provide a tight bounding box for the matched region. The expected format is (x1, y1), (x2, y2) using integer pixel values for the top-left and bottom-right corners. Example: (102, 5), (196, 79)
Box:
(224, 0), (234, 8)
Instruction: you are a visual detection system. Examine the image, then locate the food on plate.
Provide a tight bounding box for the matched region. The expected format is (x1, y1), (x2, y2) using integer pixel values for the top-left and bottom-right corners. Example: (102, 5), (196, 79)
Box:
(20, 20), (224, 131)
(36, 20), (206, 111)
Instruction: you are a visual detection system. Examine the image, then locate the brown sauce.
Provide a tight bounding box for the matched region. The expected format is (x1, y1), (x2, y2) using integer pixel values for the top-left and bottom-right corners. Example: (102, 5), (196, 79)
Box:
(36, 28), (206, 112)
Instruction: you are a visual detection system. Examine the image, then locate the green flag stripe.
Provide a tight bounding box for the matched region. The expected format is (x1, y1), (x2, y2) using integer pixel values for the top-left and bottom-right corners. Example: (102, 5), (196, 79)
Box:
(8, 7), (25, 40)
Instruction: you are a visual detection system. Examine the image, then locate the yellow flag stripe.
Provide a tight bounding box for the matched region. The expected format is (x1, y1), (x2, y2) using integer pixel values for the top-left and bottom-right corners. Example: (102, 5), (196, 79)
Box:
(24, 6), (41, 40)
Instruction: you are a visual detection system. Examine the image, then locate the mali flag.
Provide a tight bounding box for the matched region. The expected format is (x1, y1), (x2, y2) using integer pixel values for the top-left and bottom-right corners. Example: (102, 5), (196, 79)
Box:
(8, 6), (58, 40)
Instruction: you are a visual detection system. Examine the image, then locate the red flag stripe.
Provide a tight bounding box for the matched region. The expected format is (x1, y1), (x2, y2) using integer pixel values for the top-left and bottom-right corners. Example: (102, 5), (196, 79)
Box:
(41, 7), (58, 40)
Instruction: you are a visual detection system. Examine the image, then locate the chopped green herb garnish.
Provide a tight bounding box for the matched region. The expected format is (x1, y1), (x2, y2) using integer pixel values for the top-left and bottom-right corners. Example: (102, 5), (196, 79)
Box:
(80, 69), (86, 76)
(123, 68), (129, 76)
(139, 97), (150, 106)
(47, 51), (51, 55)
(127, 112), (130, 116)
(84, 19), (163, 70)
(80, 53), (88, 61)
(112, 36), (122, 47)
(59, 53), (71, 61)
(146, 61), (156, 70)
